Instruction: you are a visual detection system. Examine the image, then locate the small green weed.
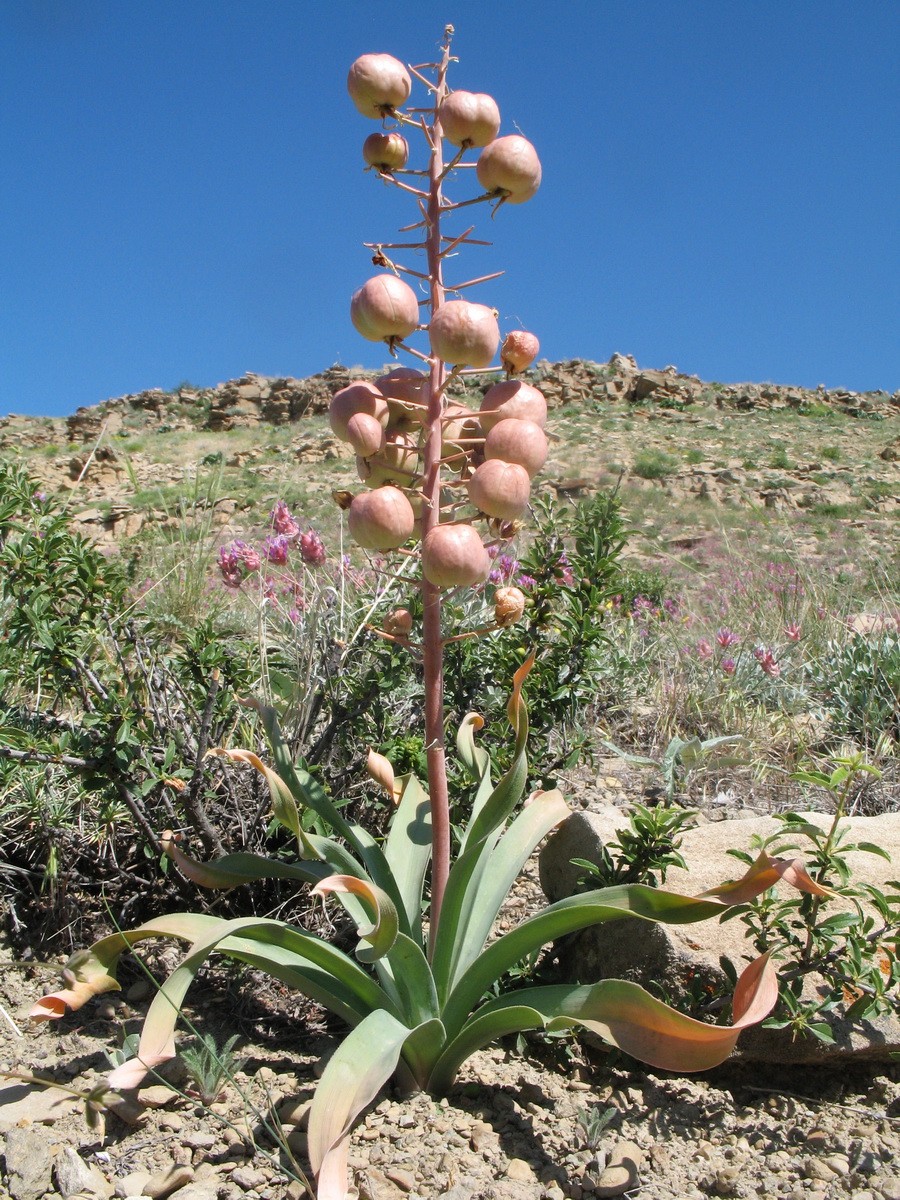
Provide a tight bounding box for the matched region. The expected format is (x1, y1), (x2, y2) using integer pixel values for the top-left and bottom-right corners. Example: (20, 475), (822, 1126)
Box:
(182, 1033), (247, 1104)
(632, 450), (679, 480)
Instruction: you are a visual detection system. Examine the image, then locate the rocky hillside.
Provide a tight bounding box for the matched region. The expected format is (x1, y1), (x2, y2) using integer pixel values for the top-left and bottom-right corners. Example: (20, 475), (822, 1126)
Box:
(2, 356), (898, 550)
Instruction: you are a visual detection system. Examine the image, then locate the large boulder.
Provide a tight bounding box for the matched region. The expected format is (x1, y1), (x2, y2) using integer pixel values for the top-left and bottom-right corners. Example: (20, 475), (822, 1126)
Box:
(539, 808), (900, 1062)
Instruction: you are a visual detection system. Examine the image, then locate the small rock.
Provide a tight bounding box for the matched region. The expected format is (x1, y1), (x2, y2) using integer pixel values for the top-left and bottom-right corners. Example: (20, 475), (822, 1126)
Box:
(143, 1164), (194, 1198)
(470, 1121), (496, 1151)
(3, 1126), (56, 1200)
(114, 1171), (152, 1199)
(158, 1113), (184, 1132)
(592, 1140), (642, 1198)
(181, 1132), (216, 1151)
(713, 1167), (741, 1197)
(385, 1168), (416, 1192)
(139, 1085), (180, 1108)
(54, 1146), (113, 1198)
(126, 979), (152, 1002)
(167, 1188), (218, 1200)
(276, 1098), (312, 1127)
(0, 1082), (80, 1131)
(505, 1159), (535, 1183)
(359, 1168), (407, 1200)
(804, 1158), (838, 1182)
(824, 1154), (851, 1176)
(229, 1166), (267, 1190)
(874, 1178), (900, 1200)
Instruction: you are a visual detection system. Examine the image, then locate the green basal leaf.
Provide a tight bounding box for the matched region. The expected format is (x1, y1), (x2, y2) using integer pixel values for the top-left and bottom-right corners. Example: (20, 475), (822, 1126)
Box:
(384, 773), (432, 936)
(442, 790), (570, 996)
(105, 916), (397, 1091)
(441, 885), (735, 1039)
(309, 1009), (412, 1200)
(311, 876), (400, 963)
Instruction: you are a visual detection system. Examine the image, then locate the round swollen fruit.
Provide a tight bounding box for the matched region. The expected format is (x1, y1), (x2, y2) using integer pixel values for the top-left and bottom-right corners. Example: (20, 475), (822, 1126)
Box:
(356, 431), (420, 486)
(429, 300), (499, 368)
(441, 403), (480, 459)
(500, 330), (540, 374)
(484, 418), (548, 477)
(438, 90), (501, 148)
(351, 275), (420, 343)
(363, 131), (409, 171)
(345, 411), (386, 458)
(375, 367), (428, 427)
(348, 487), (415, 551)
(329, 381), (390, 440)
(466, 459), (531, 520)
(478, 379), (547, 432)
(347, 54), (412, 119)
(422, 523), (491, 588)
(476, 135), (542, 204)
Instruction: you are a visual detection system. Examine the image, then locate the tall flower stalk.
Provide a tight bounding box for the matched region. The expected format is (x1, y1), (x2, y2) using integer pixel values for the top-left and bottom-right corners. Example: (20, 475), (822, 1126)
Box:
(341, 26), (543, 942)
(32, 31), (823, 1200)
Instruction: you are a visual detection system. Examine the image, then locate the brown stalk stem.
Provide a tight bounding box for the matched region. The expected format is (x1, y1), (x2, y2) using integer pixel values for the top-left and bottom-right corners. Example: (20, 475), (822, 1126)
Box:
(390, 178), (430, 200)
(446, 271), (504, 290)
(420, 33), (455, 957)
(441, 233), (491, 245)
(441, 194), (494, 212)
(442, 624), (501, 645)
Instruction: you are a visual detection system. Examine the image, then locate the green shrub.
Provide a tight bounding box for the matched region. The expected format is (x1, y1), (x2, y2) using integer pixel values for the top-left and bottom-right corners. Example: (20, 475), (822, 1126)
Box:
(810, 632), (900, 747)
(632, 450), (679, 480)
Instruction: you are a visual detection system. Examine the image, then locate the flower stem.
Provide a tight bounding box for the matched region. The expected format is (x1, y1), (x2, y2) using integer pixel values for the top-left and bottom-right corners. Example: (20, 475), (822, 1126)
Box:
(421, 30), (454, 955)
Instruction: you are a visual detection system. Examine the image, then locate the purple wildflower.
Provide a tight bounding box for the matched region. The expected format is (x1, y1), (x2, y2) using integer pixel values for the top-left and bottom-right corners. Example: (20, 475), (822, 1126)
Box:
(264, 535), (290, 565)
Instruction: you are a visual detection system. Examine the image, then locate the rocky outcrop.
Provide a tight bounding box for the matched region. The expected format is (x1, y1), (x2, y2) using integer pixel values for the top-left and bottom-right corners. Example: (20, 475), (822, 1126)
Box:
(1, 354), (888, 448)
(539, 807), (900, 1063)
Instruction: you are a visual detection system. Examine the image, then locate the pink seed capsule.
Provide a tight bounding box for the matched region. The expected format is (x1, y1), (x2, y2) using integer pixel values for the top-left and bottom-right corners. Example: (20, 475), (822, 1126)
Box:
(476, 135), (542, 204)
(429, 300), (499, 369)
(350, 274), (420, 343)
(467, 459), (532, 521)
(422, 523), (491, 588)
(439, 90), (501, 148)
(494, 586), (526, 627)
(329, 381), (390, 441)
(500, 330), (540, 374)
(363, 131), (409, 172)
(347, 54), (411, 119)
(345, 411), (386, 458)
(479, 380), (547, 433)
(348, 486), (415, 551)
(484, 418), (548, 477)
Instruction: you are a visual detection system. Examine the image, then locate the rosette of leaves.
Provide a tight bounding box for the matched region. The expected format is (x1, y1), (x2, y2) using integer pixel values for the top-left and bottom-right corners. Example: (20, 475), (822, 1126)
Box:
(33, 659), (831, 1199)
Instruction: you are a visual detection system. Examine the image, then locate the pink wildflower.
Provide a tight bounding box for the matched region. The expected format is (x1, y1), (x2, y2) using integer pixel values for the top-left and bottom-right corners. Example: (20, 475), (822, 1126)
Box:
(721, 658), (736, 676)
(264, 535), (290, 565)
(232, 541), (261, 572)
(271, 501), (300, 538)
(715, 627), (739, 649)
(784, 621), (802, 641)
(753, 646), (781, 678)
(218, 544), (245, 588)
(299, 529), (326, 566)
(696, 638), (713, 661)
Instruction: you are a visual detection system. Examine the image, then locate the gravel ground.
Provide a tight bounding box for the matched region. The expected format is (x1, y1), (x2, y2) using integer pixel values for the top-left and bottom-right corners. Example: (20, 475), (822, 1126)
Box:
(2, 766), (898, 1200)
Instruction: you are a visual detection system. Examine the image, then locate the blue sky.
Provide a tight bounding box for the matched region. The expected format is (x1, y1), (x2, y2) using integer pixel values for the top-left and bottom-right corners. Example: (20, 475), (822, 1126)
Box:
(2, 0), (898, 417)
